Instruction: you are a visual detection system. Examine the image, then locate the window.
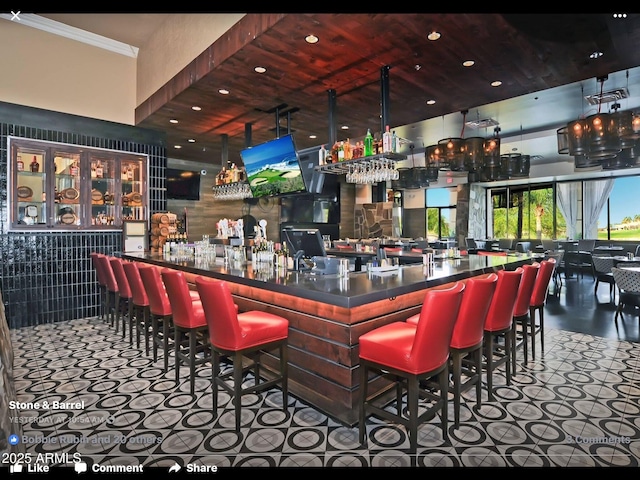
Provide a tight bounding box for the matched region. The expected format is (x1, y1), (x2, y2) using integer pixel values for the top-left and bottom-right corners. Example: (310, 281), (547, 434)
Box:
(597, 176), (640, 241)
(426, 188), (456, 241)
(490, 184), (560, 239)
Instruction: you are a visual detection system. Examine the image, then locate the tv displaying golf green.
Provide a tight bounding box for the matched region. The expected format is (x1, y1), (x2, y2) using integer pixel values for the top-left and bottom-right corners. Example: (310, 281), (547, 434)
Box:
(240, 134), (307, 198)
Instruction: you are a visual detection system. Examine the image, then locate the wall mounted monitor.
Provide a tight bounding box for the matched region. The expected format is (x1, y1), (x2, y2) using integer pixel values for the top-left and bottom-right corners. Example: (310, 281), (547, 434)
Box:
(166, 168), (201, 200)
(240, 134), (307, 198)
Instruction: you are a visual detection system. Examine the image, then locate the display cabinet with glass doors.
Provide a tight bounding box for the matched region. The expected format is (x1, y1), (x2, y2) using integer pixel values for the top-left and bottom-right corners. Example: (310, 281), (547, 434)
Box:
(8, 137), (148, 230)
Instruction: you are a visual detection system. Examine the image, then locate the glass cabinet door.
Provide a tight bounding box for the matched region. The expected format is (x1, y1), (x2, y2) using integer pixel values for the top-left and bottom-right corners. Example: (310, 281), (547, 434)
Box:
(90, 154), (117, 227)
(120, 157), (146, 222)
(54, 151), (82, 226)
(12, 146), (47, 226)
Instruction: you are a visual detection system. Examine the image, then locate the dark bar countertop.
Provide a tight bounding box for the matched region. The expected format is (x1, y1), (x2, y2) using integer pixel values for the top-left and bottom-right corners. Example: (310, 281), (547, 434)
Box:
(122, 252), (532, 309)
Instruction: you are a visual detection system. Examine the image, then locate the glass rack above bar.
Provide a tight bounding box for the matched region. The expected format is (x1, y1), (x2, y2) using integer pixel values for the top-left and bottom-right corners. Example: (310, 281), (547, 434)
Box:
(315, 152), (406, 175)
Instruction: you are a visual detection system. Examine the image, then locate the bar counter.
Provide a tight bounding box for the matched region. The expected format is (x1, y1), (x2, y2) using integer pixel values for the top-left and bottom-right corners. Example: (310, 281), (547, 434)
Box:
(122, 251), (532, 425)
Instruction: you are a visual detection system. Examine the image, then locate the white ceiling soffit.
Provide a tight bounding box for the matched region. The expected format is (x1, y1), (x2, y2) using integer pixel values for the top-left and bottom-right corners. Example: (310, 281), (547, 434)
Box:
(0, 13), (139, 58)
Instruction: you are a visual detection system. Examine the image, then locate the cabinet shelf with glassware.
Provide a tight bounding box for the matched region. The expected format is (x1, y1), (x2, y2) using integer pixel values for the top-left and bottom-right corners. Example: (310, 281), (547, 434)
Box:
(8, 137), (148, 230)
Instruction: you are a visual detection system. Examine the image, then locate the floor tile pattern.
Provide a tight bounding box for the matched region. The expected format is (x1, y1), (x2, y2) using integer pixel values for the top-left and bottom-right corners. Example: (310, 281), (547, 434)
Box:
(9, 308), (640, 468)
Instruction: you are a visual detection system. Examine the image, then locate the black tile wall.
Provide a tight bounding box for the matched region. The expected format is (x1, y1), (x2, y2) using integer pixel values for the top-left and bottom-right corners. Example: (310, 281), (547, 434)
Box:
(0, 102), (168, 329)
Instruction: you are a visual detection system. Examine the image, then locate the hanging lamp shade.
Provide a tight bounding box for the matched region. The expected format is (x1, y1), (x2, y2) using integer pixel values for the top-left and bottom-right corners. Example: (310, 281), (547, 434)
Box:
(586, 112), (621, 159)
(424, 145), (440, 181)
(557, 126), (569, 154)
(482, 136), (501, 181)
(500, 153), (520, 179)
(567, 118), (589, 156)
(612, 110), (637, 149)
(574, 154), (600, 169)
(463, 137), (484, 172)
(437, 137), (464, 171)
(512, 154), (530, 177)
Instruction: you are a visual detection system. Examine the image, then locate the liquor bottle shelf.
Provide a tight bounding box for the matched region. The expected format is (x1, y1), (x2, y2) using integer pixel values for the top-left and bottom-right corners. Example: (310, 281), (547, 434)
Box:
(315, 152), (407, 175)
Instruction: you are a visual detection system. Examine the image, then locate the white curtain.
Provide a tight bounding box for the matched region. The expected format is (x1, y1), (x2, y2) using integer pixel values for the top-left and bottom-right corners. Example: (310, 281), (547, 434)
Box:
(583, 178), (614, 239)
(557, 182), (579, 240)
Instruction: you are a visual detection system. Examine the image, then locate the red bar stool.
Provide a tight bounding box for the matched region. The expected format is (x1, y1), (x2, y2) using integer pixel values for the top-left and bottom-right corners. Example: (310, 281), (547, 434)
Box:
(358, 282), (465, 454)
(161, 269), (210, 395)
(512, 262), (540, 372)
(524, 258), (556, 363)
(90, 253), (108, 322)
(138, 265), (175, 372)
(110, 257), (133, 342)
(195, 276), (289, 432)
(483, 268), (524, 401)
(407, 274), (498, 428)
(123, 262), (151, 355)
(94, 254), (119, 330)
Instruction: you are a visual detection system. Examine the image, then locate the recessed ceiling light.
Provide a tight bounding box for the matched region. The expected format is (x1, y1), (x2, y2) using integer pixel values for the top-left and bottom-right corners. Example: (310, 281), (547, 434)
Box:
(169, 119), (178, 124)
(174, 145), (182, 149)
(427, 31), (441, 41)
(426, 99), (436, 105)
(491, 80), (502, 87)
(305, 34), (319, 44)
(191, 106), (201, 111)
(309, 134), (317, 139)
(462, 60), (475, 67)
(254, 66), (266, 74)
(218, 88), (229, 95)
(590, 51), (603, 59)
(188, 139), (196, 143)
(414, 64), (422, 71)
(341, 125), (349, 130)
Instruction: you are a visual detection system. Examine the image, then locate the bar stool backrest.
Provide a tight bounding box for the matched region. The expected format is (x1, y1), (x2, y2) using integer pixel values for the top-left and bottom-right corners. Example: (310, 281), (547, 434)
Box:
(449, 273), (498, 350)
(123, 262), (149, 307)
(138, 265), (172, 316)
(484, 268), (523, 332)
(110, 257), (132, 299)
(512, 263), (540, 317)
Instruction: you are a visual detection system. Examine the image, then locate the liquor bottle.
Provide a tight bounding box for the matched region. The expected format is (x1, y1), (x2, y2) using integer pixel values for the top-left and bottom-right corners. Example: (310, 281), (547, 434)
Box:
(30, 155), (39, 173)
(392, 130), (398, 153)
(126, 165), (134, 181)
(364, 129), (374, 157)
(319, 145), (326, 166)
(95, 161), (103, 178)
(382, 125), (393, 154)
(70, 161), (79, 176)
(16, 155), (24, 172)
(344, 139), (352, 160)
(337, 141), (345, 162)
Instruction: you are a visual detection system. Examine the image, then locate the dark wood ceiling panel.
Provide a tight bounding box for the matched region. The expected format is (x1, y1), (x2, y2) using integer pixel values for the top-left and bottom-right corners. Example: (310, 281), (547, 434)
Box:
(135, 13), (640, 169)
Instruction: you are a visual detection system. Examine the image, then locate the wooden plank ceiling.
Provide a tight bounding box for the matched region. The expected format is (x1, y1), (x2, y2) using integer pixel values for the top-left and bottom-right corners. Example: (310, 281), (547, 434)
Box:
(135, 13), (640, 168)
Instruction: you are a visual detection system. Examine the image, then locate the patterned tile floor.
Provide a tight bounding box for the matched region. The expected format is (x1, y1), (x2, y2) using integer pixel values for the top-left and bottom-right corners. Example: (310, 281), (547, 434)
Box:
(8, 277), (640, 469)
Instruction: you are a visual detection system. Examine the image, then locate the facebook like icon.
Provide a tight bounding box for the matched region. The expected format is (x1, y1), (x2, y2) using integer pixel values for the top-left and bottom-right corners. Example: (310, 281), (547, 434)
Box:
(8, 435), (19, 445)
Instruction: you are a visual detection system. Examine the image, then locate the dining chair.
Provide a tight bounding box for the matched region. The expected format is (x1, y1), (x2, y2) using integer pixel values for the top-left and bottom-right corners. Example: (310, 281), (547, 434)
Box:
(358, 282), (465, 453)
(161, 269), (210, 395)
(524, 258), (556, 363)
(592, 255), (617, 303)
(611, 267), (640, 323)
(483, 268), (523, 401)
(195, 276), (289, 431)
(512, 263), (540, 369)
(122, 262), (152, 355)
(406, 274), (498, 428)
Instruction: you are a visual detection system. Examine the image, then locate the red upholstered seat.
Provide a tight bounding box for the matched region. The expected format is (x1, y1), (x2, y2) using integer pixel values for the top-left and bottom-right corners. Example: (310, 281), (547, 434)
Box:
(90, 253), (108, 322)
(525, 258), (556, 362)
(195, 276), (289, 431)
(483, 268), (523, 401)
(358, 281), (465, 454)
(94, 254), (119, 329)
(139, 265), (200, 372)
(512, 262), (540, 371)
(407, 274), (498, 428)
(123, 262), (151, 356)
(109, 257), (134, 341)
(162, 269), (209, 395)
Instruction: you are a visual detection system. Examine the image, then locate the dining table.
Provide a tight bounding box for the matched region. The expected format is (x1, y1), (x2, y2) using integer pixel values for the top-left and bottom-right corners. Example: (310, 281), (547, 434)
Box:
(594, 245), (625, 253)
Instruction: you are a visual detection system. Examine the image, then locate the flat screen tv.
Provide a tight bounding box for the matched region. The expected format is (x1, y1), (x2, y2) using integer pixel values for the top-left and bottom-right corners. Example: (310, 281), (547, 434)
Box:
(240, 134), (307, 198)
(166, 168), (201, 201)
(281, 228), (327, 259)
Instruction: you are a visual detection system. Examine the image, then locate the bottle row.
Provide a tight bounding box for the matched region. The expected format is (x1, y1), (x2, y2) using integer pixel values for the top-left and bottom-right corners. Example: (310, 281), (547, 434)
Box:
(320, 125), (401, 165)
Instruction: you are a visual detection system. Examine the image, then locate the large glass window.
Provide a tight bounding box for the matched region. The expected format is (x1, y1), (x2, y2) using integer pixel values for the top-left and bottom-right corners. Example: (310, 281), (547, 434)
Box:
(491, 184), (561, 239)
(426, 188), (456, 241)
(597, 176), (640, 241)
